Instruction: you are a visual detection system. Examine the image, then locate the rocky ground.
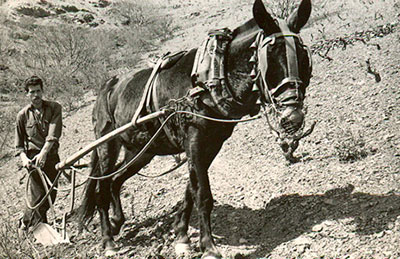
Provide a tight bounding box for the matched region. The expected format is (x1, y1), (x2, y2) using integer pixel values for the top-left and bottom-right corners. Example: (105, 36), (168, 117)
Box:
(0, 0), (400, 258)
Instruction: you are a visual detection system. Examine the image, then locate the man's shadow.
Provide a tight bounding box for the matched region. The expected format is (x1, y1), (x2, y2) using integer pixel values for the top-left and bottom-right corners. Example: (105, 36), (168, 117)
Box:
(211, 184), (400, 257)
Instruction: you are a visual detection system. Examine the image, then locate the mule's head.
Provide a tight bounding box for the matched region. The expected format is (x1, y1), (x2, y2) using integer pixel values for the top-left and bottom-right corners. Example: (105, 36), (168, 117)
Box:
(252, 0), (315, 162)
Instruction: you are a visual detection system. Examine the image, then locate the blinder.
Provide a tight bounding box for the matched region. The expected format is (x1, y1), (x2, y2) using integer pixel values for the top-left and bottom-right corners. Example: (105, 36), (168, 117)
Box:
(250, 20), (312, 107)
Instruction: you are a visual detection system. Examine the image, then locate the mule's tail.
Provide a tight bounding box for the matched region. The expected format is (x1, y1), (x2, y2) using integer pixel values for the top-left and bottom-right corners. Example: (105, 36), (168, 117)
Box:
(78, 149), (100, 230)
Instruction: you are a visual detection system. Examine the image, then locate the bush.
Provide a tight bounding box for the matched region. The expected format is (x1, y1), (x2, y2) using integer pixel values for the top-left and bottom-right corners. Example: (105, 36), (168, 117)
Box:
(265, 0), (298, 19)
(13, 24), (112, 109)
(0, 0), (175, 162)
(332, 128), (371, 162)
(16, 6), (52, 18)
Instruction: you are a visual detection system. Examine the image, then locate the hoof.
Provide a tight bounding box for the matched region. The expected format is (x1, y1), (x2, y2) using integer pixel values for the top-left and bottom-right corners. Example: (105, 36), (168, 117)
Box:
(175, 242), (191, 255)
(110, 218), (123, 236)
(201, 251), (222, 259)
(105, 247), (119, 257)
(104, 240), (119, 257)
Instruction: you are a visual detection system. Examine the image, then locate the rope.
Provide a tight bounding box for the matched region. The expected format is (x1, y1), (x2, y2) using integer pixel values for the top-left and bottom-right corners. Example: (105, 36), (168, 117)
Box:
(24, 166), (63, 211)
(85, 112), (178, 180)
(22, 107), (264, 225)
(85, 109), (262, 180)
(42, 169), (87, 192)
(23, 108), (263, 215)
(24, 166), (62, 227)
(20, 104), (265, 239)
(175, 110), (262, 123)
(24, 165), (75, 236)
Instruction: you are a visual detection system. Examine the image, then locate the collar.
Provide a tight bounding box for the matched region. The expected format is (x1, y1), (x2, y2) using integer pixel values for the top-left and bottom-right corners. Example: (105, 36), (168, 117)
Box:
(28, 99), (49, 111)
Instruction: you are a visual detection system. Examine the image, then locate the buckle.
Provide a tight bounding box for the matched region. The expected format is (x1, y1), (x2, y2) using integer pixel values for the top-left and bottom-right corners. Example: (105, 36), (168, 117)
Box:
(189, 86), (205, 97)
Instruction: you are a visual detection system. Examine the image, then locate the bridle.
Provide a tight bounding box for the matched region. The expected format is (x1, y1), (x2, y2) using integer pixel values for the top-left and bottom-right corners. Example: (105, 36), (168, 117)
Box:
(250, 20), (312, 110)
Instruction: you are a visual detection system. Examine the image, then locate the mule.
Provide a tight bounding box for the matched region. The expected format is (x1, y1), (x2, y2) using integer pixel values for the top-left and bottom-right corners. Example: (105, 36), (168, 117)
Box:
(79, 0), (313, 258)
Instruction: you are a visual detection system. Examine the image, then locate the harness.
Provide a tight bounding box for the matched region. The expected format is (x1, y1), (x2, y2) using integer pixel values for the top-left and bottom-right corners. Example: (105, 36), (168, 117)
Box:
(250, 20), (312, 108)
(110, 51), (187, 150)
(113, 22), (312, 148)
(190, 28), (246, 118)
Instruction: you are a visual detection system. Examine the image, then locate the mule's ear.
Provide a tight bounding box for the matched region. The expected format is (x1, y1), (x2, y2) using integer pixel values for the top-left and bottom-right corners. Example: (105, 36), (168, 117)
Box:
(287, 0), (312, 33)
(253, 0), (280, 35)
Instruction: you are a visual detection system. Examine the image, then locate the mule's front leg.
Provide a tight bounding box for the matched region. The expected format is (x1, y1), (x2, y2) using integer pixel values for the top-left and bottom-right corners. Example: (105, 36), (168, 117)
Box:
(185, 127), (226, 259)
(195, 168), (220, 259)
(173, 183), (194, 255)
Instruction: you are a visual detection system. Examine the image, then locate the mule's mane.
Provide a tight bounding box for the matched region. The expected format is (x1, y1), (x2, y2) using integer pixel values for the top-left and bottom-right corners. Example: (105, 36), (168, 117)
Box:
(231, 18), (260, 41)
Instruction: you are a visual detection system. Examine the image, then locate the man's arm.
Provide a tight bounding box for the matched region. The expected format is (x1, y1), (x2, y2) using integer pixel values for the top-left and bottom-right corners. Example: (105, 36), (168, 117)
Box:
(35, 102), (62, 168)
(15, 111), (31, 168)
(46, 102), (62, 143)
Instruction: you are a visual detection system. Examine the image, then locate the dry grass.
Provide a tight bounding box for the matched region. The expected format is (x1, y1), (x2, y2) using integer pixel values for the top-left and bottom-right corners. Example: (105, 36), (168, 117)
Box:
(332, 127), (371, 163)
(0, 0), (174, 161)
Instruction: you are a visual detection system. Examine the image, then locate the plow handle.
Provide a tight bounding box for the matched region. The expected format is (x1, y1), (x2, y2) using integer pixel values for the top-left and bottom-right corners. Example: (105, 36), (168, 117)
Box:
(56, 110), (167, 171)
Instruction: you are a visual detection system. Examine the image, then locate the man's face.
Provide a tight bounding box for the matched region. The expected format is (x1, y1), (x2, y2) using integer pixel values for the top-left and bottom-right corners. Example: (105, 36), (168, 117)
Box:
(26, 84), (43, 107)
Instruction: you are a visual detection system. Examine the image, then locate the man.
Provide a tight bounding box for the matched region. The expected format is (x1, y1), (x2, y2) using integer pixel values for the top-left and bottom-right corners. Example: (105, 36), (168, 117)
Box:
(15, 75), (62, 231)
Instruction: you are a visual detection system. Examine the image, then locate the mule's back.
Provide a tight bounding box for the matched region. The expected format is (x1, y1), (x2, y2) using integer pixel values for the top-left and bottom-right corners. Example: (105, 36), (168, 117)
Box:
(105, 50), (197, 127)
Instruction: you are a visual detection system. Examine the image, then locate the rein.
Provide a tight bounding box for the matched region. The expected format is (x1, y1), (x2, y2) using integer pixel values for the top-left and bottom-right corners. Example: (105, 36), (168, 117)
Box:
(25, 167), (63, 211)
(25, 24), (313, 209)
(86, 108), (263, 180)
(27, 23), (313, 215)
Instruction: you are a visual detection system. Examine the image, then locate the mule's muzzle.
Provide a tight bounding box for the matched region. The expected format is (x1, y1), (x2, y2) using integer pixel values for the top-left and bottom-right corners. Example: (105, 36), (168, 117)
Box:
(266, 105), (316, 163)
(278, 137), (300, 163)
(279, 106), (304, 135)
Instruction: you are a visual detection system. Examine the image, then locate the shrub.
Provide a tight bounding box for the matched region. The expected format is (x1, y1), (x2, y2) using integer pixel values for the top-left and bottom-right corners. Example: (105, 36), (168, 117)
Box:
(16, 6), (52, 18)
(10, 24), (115, 110)
(332, 128), (370, 162)
(0, 0), (175, 163)
(0, 105), (21, 159)
(265, 0), (297, 19)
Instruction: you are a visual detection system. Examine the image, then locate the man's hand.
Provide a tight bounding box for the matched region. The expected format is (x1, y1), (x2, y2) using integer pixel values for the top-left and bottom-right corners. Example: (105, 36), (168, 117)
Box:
(20, 152), (32, 169)
(34, 141), (54, 168)
(34, 151), (47, 168)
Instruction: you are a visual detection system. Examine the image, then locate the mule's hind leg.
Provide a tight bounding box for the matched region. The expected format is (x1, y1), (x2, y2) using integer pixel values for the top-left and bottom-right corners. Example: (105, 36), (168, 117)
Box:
(95, 139), (121, 255)
(109, 149), (154, 235)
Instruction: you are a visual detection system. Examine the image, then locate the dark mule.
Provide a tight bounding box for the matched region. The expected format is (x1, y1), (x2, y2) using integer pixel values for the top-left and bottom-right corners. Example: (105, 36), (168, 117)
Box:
(79, 0), (313, 258)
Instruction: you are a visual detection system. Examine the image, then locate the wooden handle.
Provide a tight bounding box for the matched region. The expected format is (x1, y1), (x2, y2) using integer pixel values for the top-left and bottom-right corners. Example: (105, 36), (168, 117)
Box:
(56, 110), (166, 170)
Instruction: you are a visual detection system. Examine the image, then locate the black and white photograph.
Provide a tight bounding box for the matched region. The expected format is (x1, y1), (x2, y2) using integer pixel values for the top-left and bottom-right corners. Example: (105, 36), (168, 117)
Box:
(0, 0), (399, 258)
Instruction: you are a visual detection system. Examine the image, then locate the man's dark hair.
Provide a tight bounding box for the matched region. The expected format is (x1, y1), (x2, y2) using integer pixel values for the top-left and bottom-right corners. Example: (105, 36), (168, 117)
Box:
(24, 75), (43, 92)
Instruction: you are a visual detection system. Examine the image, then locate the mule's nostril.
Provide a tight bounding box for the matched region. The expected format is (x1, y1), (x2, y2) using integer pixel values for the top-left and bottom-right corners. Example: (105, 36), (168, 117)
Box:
(281, 142), (289, 153)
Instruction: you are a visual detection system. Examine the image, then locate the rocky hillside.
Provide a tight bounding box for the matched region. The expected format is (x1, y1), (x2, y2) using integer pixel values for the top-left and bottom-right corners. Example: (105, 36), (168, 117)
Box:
(0, 0), (399, 258)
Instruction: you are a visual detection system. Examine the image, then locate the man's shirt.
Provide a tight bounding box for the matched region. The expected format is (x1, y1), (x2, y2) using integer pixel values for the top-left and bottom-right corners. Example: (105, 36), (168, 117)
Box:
(15, 100), (62, 156)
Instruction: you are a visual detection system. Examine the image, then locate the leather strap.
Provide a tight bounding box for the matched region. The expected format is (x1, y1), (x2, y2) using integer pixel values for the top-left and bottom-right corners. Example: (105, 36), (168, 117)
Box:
(131, 58), (164, 126)
(278, 20), (300, 84)
(152, 73), (180, 149)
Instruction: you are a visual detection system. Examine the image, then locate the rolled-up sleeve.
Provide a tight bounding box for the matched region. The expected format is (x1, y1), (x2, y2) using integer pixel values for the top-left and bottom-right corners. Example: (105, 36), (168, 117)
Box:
(15, 111), (26, 156)
(46, 102), (62, 143)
